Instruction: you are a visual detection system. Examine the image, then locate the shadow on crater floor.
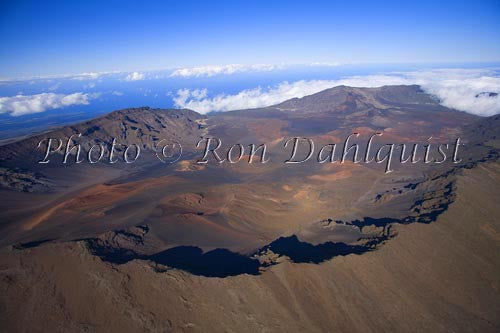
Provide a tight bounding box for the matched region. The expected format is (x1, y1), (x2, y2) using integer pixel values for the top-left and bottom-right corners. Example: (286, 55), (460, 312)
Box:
(260, 235), (372, 264)
(148, 246), (261, 277)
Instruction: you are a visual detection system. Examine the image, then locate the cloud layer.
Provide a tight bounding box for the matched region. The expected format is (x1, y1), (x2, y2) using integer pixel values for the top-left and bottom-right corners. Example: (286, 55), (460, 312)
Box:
(0, 92), (92, 116)
(173, 69), (500, 116)
(124, 72), (145, 81)
(170, 64), (283, 78)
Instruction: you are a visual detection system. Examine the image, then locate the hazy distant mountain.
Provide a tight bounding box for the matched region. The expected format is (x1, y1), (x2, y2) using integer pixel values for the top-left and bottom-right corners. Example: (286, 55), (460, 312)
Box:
(0, 107), (204, 164)
(275, 85), (442, 111)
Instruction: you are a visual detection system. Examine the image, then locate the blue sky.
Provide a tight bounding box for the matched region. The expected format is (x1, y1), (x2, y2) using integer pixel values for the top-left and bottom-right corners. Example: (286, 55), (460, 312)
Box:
(1, 0), (499, 78)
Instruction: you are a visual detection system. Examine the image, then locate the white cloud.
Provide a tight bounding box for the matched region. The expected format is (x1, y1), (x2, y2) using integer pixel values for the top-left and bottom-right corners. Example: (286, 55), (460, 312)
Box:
(170, 64), (283, 78)
(124, 72), (145, 81)
(0, 71), (116, 83)
(169, 63), (348, 78)
(173, 69), (500, 116)
(308, 62), (342, 67)
(47, 82), (61, 91)
(406, 69), (500, 116)
(0, 92), (93, 116)
(71, 72), (102, 81)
